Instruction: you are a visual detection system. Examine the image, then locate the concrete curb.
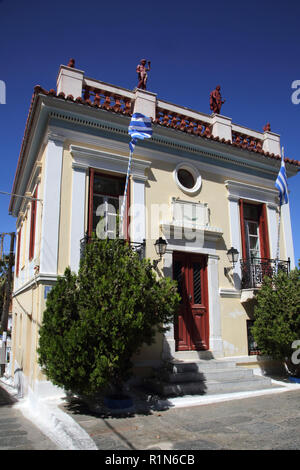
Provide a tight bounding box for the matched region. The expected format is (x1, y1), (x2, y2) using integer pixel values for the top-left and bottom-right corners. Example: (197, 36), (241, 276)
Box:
(0, 376), (97, 450)
(156, 374), (300, 410)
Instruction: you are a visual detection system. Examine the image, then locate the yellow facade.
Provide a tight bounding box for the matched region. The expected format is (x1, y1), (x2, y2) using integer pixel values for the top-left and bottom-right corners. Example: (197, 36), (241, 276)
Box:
(8, 67), (298, 397)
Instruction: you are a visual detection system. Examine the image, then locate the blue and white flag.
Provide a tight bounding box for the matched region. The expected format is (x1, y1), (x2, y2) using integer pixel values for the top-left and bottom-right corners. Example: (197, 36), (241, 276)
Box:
(275, 149), (288, 205)
(120, 113), (152, 225)
(128, 112), (153, 153)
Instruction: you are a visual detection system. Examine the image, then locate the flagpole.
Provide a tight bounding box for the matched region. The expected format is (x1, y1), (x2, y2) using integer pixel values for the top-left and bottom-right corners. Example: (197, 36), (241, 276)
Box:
(276, 205), (281, 261)
(275, 146), (284, 268)
(120, 148), (133, 237)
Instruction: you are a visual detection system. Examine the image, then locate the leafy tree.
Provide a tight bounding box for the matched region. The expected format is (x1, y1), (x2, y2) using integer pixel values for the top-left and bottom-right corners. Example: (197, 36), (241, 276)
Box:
(38, 238), (180, 396)
(252, 263), (300, 375)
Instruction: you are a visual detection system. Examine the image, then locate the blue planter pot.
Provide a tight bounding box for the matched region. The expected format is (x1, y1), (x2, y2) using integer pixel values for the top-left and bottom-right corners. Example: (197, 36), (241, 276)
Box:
(289, 376), (300, 384)
(104, 395), (133, 410)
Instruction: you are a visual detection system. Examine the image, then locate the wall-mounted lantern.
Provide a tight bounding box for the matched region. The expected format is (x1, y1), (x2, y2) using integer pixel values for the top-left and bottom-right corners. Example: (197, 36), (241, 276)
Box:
(153, 237), (167, 268)
(224, 247), (239, 275)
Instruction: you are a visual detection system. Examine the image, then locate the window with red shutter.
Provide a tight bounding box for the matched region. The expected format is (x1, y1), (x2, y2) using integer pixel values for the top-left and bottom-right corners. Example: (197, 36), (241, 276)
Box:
(88, 170), (129, 240)
(29, 186), (38, 261)
(239, 200), (270, 260)
(16, 226), (22, 278)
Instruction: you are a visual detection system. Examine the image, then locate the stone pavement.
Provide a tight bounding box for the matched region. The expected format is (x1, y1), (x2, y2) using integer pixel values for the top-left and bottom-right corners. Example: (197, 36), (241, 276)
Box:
(0, 382), (58, 450)
(59, 388), (300, 450)
(1, 374), (300, 450)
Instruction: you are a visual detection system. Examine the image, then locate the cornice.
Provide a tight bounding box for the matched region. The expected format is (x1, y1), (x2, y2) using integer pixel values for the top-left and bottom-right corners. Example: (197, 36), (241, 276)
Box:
(70, 144), (151, 181)
(225, 179), (279, 205)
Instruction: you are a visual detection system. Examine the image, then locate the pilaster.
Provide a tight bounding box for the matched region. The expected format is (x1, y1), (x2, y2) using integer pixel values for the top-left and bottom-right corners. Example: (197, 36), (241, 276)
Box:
(262, 131), (281, 155)
(133, 88), (157, 120)
(211, 113), (232, 142)
(56, 65), (84, 99)
(39, 132), (64, 275)
(207, 254), (224, 358)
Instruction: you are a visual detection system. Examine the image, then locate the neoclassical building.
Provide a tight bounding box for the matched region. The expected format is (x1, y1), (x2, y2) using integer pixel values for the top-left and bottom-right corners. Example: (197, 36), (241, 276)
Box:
(9, 61), (299, 397)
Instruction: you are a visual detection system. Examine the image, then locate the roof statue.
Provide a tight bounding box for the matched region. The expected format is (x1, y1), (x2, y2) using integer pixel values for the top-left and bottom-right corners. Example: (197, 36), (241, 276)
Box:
(67, 58), (75, 68)
(263, 122), (271, 132)
(210, 85), (226, 114)
(136, 59), (151, 90)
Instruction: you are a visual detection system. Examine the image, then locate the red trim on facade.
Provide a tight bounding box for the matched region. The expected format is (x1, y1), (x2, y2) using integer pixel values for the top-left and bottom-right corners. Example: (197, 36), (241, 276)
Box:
(258, 203), (270, 259)
(29, 186), (38, 261)
(16, 226), (22, 278)
(239, 199), (247, 259)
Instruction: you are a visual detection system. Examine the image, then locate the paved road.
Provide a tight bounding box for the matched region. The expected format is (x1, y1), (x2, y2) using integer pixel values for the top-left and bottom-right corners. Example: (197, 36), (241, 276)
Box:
(60, 389), (300, 450)
(0, 383), (58, 450)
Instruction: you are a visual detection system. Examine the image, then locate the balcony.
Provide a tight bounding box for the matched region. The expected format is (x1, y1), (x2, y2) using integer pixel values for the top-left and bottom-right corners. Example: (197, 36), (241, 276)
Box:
(240, 257), (290, 290)
(80, 235), (146, 261)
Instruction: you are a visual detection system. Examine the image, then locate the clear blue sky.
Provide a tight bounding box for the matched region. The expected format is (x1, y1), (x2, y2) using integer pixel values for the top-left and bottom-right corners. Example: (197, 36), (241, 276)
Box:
(0, 0), (299, 261)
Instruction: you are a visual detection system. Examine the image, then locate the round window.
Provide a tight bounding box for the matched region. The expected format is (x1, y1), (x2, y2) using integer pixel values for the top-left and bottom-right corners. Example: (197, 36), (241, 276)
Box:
(177, 169), (195, 189)
(174, 163), (202, 194)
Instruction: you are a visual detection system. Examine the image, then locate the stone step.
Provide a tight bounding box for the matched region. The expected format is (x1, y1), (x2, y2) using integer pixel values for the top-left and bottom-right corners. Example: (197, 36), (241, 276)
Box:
(146, 375), (274, 397)
(172, 350), (215, 361)
(168, 360), (237, 374)
(163, 367), (254, 384)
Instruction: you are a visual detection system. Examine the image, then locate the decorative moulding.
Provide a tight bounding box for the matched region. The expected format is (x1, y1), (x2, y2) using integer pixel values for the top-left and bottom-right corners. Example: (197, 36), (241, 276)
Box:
(69, 145), (151, 181)
(161, 197), (223, 244)
(225, 179), (278, 205)
(161, 223), (223, 244)
(171, 197), (209, 227)
(219, 288), (241, 298)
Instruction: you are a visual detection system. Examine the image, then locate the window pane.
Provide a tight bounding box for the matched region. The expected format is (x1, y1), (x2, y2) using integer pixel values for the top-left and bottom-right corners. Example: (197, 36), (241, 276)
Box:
(177, 169), (195, 189)
(248, 221), (258, 235)
(91, 174), (125, 237)
(107, 197), (120, 214)
(93, 175), (125, 196)
(249, 236), (259, 250)
(93, 195), (105, 233)
(244, 204), (259, 221)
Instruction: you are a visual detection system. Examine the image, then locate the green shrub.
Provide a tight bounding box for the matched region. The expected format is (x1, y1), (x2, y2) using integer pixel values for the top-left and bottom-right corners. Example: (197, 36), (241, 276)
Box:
(38, 238), (180, 395)
(252, 264), (300, 372)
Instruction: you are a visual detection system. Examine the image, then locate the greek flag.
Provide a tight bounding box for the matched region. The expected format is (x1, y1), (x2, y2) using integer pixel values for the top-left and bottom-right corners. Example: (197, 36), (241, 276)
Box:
(128, 112), (152, 152)
(275, 150), (288, 205)
(120, 113), (152, 224)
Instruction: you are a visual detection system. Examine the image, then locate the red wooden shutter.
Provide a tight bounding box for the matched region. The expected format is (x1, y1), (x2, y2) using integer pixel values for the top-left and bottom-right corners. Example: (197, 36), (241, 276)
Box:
(239, 199), (247, 259)
(16, 226), (22, 277)
(258, 203), (270, 259)
(29, 186), (38, 261)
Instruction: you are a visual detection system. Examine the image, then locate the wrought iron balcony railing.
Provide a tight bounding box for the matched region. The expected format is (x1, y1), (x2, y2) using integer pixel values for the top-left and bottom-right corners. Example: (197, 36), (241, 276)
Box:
(80, 234), (146, 261)
(240, 257), (290, 289)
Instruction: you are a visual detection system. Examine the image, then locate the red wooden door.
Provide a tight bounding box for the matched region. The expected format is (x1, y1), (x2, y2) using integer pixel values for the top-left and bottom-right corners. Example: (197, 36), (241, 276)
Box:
(173, 252), (209, 351)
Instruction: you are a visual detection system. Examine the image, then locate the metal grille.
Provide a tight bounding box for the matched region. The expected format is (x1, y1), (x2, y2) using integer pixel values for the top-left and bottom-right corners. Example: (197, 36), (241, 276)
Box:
(240, 258), (290, 289)
(80, 235), (146, 261)
(193, 263), (202, 304)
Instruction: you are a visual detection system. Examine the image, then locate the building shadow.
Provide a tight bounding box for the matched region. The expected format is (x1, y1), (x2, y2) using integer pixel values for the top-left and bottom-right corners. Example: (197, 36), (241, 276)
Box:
(0, 382), (17, 406)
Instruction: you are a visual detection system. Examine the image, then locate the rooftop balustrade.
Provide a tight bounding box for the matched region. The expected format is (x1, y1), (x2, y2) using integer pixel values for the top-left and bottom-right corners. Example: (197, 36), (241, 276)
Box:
(55, 62), (287, 160)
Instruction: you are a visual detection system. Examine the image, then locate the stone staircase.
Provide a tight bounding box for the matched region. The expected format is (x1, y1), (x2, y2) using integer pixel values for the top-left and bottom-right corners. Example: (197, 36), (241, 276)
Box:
(145, 356), (278, 397)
